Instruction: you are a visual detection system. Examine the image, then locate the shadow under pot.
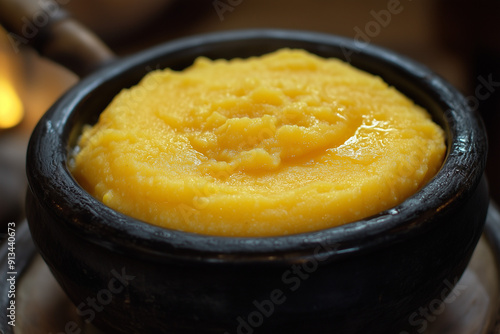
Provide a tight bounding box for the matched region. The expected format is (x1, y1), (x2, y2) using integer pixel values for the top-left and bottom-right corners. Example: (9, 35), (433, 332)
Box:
(25, 29), (489, 334)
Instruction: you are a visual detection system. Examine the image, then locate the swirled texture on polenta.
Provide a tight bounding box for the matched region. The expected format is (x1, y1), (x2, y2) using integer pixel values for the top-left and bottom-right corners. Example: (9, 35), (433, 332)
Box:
(70, 49), (446, 237)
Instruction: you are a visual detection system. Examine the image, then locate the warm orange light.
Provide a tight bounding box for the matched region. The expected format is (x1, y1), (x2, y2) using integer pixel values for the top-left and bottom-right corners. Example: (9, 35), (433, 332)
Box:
(1, 26), (24, 129)
(0, 73), (23, 129)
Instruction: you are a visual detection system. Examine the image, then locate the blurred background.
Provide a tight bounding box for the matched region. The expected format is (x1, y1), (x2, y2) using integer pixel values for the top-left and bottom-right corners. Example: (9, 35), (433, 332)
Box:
(1, 0), (499, 231)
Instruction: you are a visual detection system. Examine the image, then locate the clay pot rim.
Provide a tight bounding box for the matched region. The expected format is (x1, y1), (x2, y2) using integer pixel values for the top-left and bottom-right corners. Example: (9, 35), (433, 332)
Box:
(26, 29), (487, 262)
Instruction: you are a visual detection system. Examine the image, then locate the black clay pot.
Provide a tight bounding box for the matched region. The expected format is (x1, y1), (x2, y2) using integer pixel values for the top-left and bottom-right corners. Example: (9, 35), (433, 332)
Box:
(25, 29), (489, 334)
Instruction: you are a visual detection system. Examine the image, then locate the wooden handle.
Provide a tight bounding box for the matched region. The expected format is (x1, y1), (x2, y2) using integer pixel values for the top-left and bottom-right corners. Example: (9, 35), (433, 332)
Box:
(0, 0), (116, 77)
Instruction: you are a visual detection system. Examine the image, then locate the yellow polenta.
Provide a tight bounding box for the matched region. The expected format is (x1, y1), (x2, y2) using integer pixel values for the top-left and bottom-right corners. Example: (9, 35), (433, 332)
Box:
(70, 49), (446, 237)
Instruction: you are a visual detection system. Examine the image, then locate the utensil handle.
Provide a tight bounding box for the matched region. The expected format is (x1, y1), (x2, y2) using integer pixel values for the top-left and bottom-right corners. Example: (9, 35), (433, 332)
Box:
(0, 0), (116, 77)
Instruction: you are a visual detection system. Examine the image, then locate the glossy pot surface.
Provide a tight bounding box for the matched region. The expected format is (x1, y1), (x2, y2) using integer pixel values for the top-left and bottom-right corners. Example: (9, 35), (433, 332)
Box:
(26, 29), (489, 334)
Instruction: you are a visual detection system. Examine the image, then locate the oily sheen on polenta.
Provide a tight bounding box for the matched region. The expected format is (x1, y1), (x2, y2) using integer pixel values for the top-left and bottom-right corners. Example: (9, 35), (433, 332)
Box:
(70, 49), (446, 237)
